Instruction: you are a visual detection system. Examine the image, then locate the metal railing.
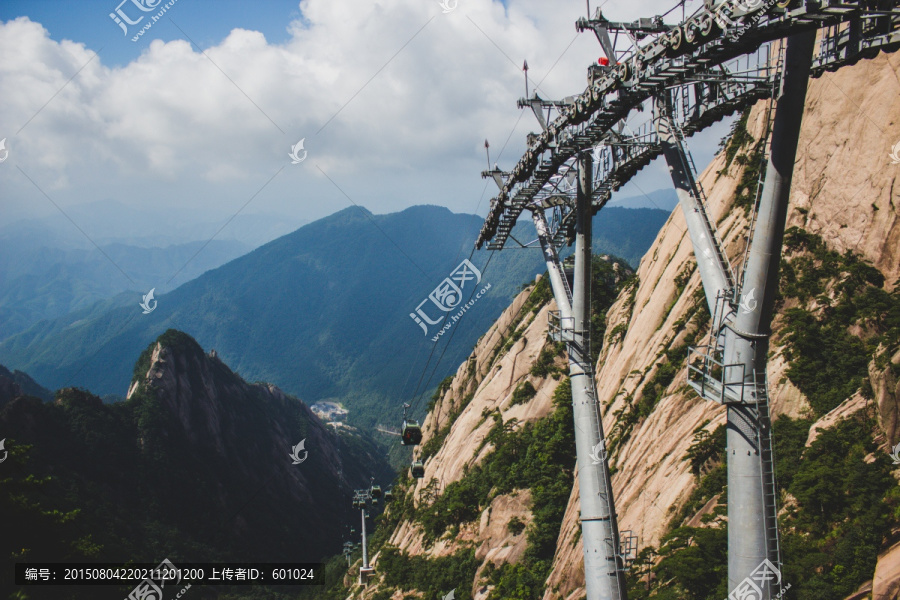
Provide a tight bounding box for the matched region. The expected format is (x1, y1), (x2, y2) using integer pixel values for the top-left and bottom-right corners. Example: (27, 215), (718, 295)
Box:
(548, 310), (578, 343)
(686, 345), (756, 404)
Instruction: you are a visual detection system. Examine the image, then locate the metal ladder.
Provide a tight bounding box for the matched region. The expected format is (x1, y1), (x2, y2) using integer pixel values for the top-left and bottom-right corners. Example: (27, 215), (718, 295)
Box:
(753, 373), (782, 572)
(671, 119), (737, 293)
(561, 258), (575, 308)
(584, 361), (628, 595)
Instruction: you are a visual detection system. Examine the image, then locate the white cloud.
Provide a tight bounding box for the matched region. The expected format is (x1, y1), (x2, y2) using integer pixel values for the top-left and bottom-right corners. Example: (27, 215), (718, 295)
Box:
(0, 0), (721, 232)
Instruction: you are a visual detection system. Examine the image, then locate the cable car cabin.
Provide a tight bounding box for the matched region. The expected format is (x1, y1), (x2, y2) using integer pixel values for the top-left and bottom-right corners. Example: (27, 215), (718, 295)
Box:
(371, 497), (379, 506)
(401, 420), (423, 446)
(384, 489), (394, 502)
(410, 460), (425, 479)
(370, 485), (382, 498)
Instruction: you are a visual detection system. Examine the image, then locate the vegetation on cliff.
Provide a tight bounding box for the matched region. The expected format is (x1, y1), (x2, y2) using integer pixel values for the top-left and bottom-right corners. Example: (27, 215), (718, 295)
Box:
(1, 331), (389, 600)
(620, 227), (900, 599)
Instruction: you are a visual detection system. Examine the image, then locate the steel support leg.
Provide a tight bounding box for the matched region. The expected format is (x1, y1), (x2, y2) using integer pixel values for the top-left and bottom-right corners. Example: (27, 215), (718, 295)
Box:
(724, 29), (815, 597)
(361, 508), (368, 569)
(359, 507), (369, 585)
(656, 100), (734, 317)
(573, 155), (628, 600)
(533, 153), (626, 600)
(531, 211), (573, 318)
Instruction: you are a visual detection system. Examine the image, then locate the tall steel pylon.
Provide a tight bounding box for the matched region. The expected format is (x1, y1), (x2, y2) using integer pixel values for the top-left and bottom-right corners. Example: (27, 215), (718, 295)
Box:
(352, 488), (376, 585)
(655, 30), (815, 597)
(530, 153), (628, 600)
(474, 1), (898, 597)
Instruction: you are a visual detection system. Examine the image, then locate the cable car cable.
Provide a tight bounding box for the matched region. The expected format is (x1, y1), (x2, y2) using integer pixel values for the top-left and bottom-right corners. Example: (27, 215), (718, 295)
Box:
(409, 249), (497, 413)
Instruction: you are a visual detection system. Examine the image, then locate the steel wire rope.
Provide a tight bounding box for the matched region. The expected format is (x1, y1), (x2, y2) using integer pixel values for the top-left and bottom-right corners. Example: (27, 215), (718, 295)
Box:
(402, 15), (621, 421)
(407, 247), (496, 415)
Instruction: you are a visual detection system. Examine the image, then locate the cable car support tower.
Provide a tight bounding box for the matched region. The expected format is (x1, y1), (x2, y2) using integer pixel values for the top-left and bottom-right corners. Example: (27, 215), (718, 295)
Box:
(351, 482), (383, 585)
(474, 1), (899, 598)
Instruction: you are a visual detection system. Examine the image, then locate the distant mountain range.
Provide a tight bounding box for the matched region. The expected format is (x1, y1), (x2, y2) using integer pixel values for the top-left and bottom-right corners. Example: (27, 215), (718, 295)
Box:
(0, 199), (306, 340)
(0, 204), (668, 431)
(606, 188), (678, 211)
(0, 237), (249, 339)
(0, 198), (301, 249)
(0, 330), (390, 599)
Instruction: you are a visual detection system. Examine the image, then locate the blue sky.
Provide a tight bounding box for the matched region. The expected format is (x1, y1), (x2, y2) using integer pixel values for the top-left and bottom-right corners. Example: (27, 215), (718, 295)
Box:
(0, 0), (303, 67)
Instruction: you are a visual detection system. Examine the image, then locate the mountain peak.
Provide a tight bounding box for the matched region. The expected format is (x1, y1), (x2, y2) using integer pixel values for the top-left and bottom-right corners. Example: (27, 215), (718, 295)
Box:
(129, 329), (212, 396)
(0, 340), (391, 565)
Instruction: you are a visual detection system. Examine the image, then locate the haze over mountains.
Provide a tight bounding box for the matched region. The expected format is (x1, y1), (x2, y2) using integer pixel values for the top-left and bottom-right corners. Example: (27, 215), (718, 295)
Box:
(606, 188), (678, 211)
(0, 199), (304, 339)
(0, 203), (668, 430)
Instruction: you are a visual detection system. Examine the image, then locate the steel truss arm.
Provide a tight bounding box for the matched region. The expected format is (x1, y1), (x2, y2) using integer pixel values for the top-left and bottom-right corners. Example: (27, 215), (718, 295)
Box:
(477, 0), (900, 250)
(481, 47), (780, 250)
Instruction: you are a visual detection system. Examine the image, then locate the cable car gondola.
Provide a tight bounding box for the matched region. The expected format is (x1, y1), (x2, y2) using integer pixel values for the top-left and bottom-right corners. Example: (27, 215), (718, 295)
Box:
(384, 489), (394, 502)
(411, 459), (425, 479)
(402, 420), (423, 446)
(401, 404), (423, 446)
(370, 485), (382, 498)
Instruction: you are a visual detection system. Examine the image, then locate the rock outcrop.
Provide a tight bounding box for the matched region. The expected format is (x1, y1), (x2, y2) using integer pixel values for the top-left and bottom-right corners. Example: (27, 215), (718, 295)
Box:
(542, 49), (900, 600)
(123, 330), (393, 561)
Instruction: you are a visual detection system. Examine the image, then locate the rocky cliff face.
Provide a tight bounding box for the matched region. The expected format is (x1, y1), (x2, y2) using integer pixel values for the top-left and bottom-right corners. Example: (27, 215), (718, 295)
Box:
(386, 288), (564, 564)
(542, 49), (900, 600)
(124, 330), (392, 560)
(345, 49), (900, 600)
